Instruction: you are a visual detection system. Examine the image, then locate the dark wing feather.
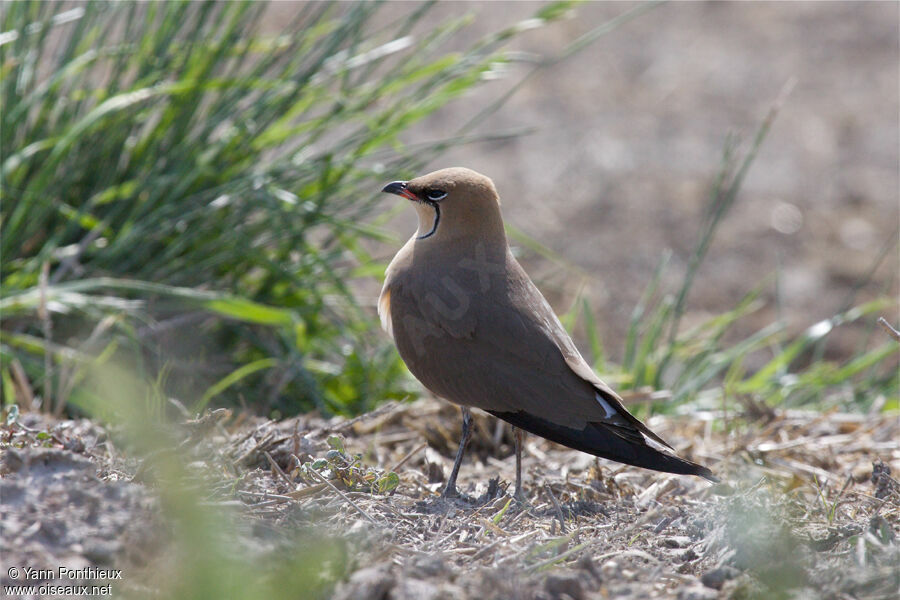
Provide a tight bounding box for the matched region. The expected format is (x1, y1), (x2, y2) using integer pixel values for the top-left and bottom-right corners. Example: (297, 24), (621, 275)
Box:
(488, 409), (718, 482)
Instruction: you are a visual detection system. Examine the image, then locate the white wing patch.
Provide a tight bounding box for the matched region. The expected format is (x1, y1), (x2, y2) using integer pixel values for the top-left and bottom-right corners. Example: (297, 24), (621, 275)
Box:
(594, 391), (617, 419)
(378, 288), (393, 339)
(595, 391), (674, 452)
(642, 432), (673, 453)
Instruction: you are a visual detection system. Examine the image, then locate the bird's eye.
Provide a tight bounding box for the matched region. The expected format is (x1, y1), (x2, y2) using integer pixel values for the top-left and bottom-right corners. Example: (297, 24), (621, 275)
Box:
(425, 189), (447, 202)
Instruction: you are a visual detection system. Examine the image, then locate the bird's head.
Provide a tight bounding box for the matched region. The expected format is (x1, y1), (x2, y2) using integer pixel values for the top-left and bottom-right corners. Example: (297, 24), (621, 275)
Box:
(382, 167), (505, 243)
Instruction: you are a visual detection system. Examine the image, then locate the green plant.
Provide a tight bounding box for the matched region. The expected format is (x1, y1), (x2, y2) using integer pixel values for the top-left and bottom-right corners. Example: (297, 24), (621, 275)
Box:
(0, 0), (585, 417)
(68, 364), (352, 600)
(298, 434), (400, 495)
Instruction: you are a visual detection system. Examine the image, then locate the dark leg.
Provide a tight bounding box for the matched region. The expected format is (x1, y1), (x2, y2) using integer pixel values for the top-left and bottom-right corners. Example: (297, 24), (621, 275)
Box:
(442, 407), (473, 498)
(514, 426), (527, 501)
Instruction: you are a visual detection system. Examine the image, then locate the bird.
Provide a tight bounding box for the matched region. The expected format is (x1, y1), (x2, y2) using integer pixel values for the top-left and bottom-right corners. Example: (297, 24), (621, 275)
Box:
(379, 167), (717, 500)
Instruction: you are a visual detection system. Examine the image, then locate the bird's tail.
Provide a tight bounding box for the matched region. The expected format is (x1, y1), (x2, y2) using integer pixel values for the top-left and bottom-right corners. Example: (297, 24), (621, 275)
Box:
(489, 410), (718, 483)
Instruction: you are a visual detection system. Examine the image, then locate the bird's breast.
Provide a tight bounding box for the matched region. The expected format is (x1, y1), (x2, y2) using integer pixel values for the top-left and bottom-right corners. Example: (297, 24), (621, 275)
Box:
(377, 286), (393, 339)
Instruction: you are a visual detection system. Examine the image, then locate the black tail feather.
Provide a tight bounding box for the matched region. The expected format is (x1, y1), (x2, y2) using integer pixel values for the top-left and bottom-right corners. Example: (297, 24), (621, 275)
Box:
(489, 410), (718, 483)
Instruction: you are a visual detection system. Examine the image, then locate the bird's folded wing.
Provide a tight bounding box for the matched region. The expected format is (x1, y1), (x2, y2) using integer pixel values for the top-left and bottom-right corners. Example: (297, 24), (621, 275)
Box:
(505, 260), (675, 450)
(390, 258), (674, 452)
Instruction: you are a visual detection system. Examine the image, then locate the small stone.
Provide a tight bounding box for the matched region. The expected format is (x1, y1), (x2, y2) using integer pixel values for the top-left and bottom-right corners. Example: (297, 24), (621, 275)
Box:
(64, 437), (86, 453)
(679, 548), (699, 562)
(409, 555), (447, 578)
(850, 463), (871, 483)
(600, 560), (619, 580)
(333, 564), (394, 600)
(662, 536), (693, 548)
(544, 572), (584, 600)
(677, 584), (719, 600)
(391, 579), (441, 600)
(700, 566), (740, 590)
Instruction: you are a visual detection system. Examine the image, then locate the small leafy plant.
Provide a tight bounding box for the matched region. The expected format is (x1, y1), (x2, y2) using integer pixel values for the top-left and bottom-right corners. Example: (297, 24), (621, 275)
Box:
(298, 434), (400, 494)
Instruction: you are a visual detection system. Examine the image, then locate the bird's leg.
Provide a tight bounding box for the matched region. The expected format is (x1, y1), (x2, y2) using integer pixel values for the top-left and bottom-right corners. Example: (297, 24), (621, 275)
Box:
(514, 426), (527, 502)
(442, 407), (473, 498)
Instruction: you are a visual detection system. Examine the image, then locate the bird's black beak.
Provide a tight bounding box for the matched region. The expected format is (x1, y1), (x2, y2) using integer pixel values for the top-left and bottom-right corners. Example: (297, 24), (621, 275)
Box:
(382, 180), (419, 202)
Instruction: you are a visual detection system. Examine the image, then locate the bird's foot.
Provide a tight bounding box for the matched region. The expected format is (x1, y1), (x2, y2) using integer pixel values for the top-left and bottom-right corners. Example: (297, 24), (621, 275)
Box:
(440, 481), (480, 504)
(440, 485), (463, 500)
(511, 486), (534, 510)
(513, 487), (529, 505)
(414, 487), (477, 514)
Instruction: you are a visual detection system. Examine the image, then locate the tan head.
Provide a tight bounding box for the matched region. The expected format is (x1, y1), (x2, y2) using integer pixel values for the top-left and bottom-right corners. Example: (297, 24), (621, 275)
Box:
(382, 167), (505, 244)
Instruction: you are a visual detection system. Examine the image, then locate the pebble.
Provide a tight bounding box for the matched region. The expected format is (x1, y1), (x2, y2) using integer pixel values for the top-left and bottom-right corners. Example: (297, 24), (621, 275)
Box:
(332, 564), (394, 600)
(391, 578), (442, 600)
(409, 555), (447, 578)
(544, 572), (585, 600)
(679, 548), (699, 562)
(701, 565), (740, 590)
(662, 536), (693, 548)
(600, 560), (619, 580)
(677, 584), (719, 600)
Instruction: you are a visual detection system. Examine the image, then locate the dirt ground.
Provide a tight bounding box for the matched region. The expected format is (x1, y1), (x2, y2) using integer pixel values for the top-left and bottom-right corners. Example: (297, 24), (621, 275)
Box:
(3, 399), (898, 599)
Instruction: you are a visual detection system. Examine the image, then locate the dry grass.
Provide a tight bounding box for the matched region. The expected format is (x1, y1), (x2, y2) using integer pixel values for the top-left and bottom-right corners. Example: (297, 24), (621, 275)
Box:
(2, 398), (898, 599)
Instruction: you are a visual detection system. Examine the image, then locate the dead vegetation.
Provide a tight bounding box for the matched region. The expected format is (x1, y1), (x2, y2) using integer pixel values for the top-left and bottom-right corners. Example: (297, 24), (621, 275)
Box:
(2, 398), (898, 599)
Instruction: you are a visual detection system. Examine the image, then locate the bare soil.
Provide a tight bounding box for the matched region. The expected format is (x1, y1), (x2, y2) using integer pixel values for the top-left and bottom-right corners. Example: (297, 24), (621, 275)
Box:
(3, 400), (898, 599)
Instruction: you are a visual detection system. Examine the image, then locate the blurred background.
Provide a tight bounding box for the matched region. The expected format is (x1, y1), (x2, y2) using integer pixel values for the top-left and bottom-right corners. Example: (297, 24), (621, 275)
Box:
(376, 0), (899, 361)
(2, 1), (897, 421)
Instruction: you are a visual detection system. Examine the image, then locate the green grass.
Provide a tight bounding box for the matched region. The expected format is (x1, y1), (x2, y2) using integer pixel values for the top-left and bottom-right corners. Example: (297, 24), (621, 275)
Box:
(0, 0), (585, 418)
